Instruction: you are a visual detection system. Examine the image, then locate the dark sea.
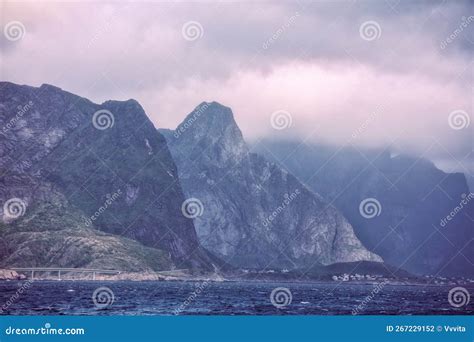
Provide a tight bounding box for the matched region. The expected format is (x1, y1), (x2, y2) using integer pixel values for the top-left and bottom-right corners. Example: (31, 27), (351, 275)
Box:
(0, 281), (472, 315)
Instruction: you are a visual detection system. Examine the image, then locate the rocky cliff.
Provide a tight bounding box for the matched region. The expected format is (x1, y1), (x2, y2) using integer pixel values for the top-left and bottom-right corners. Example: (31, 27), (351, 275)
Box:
(161, 102), (381, 269)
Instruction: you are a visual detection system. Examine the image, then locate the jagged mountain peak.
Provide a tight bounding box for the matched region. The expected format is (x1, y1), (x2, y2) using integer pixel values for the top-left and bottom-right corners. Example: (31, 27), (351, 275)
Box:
(163, 101), (248, 164)
(191, 101), (233, 119)
(178, 101), (240, 138)
(163, 104), (382, 269)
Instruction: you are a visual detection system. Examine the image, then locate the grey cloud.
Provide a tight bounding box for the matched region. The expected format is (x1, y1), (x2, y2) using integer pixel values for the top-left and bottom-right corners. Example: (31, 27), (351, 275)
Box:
(0, 1), (472, 174)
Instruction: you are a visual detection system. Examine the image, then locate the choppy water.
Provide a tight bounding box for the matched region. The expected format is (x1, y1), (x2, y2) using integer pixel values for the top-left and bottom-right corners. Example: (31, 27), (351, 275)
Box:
(0, 280), (472, 315)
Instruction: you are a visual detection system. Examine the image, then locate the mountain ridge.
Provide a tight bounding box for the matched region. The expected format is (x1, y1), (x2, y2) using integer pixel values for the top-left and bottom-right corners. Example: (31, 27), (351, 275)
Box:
(3, 81), (470, 277)
(253, 140), (474, 277)
(0, 81), (215, 272)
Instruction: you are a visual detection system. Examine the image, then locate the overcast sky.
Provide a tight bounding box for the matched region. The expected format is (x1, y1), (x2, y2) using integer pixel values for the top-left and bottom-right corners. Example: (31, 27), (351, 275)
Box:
(1, 0), (472, 175)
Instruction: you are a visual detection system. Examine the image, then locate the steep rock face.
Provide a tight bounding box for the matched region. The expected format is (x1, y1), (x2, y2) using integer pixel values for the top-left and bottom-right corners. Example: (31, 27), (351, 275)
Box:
(0, 82), (212, 270)
(161, 102), (381, 269)
(254, 141), (474, 276)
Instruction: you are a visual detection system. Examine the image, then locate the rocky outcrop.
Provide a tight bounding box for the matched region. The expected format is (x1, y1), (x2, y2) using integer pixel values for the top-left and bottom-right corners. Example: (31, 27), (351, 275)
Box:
(0, 269), (26, 280)
(161, 102), (381, 269)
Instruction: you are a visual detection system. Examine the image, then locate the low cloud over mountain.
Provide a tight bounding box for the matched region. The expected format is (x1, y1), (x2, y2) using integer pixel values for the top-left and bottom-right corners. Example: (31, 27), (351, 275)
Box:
(1, 1), (472, 174)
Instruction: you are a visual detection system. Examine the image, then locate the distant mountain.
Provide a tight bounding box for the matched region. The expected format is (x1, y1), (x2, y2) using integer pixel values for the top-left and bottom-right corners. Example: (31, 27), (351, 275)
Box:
(254, 140), (474, 277)
(0, 82), (214, 272)
(160, 102), (381, 270)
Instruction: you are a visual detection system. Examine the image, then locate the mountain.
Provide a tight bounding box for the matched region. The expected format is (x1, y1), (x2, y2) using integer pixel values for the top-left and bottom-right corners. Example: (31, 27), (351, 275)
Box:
(160, 102), (381, 270)
(253, 141), (474, 277)
(0, 170), (175, 271)
(0, 82), (214, 272)
(4, 81), (465, 278)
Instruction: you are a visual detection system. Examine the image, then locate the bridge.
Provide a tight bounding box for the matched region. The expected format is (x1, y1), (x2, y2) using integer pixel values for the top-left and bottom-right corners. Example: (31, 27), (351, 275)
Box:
(11, 268), (189, 280)
(11, 267), (121, 280)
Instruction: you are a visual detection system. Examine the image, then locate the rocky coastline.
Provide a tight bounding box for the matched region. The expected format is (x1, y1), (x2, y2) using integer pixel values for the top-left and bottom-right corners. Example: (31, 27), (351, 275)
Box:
(0, 269), (27, 280)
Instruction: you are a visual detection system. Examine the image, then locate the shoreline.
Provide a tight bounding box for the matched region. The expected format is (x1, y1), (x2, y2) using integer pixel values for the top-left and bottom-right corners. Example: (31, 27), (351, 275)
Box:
(1, 269), (472, 286)
(1, 277), (473, 288)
